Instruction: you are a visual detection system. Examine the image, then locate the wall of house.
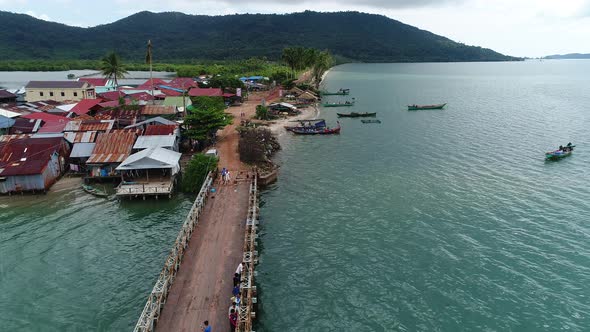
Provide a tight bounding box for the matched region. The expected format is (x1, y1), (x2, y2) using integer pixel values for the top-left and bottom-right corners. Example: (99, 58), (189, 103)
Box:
(0, 153), (62, 193)
(25, 88), (96, 102)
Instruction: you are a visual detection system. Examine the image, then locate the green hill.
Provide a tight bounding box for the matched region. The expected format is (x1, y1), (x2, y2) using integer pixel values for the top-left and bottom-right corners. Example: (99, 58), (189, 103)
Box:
(0, 10), (518, 63)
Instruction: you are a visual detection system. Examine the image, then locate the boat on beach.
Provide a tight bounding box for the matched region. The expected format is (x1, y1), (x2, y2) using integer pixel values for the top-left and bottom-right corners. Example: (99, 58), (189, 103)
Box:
(545, 143), (575, 160)
(320, 88), (350, 96)
(337, 112), (376, 118)
(322, 99), (355, 107)
(291, 121), (341, 135)
(284, 119), (326, 132)
(361, 119), (381, 124)
(82, 184), (109, 198)
(408, 103), (446, 110)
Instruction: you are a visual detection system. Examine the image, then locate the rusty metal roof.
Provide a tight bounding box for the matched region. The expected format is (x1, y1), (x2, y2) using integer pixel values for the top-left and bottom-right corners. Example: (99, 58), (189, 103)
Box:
(64, 131), (99, 143)
(87, 130), (138, 164)
(64, 120), (114, 132)
(142, 105), (177, 115)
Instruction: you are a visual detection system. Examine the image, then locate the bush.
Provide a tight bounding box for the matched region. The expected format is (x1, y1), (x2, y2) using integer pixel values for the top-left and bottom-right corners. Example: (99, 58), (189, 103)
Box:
(239, 127), (280, 164)
(182, 154), (218, 192)
(255, 105), (269, 120)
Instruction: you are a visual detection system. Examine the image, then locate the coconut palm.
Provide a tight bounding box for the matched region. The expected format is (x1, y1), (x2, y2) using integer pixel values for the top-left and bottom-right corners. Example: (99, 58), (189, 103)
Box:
(312, 51), (333, 88)
(100, 52), (128, 87)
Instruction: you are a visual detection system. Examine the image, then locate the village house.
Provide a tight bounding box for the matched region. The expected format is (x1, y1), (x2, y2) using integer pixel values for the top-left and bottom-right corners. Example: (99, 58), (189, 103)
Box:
(78, 78), (115, 94)
(25, 81), (96, 102)
(0, 136), (70, 193)
(133, 124), (180, 152)
(0, 89), (17, 104)
(85, 130), (137, 180)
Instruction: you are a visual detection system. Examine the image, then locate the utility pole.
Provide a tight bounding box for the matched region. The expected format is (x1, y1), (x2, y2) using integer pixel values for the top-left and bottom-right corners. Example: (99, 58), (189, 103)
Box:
(146, 40), (155, 105)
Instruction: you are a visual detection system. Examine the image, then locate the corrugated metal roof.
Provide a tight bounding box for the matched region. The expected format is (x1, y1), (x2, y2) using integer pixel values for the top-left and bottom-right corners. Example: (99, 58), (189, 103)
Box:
(64, 120), (114, 132)
(0, 89), (17, 99)
(25, 81), (89, 89)
(0, 137), (67, 176)
(78, 78), (109, 87)
(70, 143), (96, 158)
(124, 116), (177, 129)
(188, 87), (223, 97)
(133, 135), (176, 150)
(142, 105), (177, 115)
(87, 130), (137, 164)
(70, 99), (103, 115)
(64, 131), (99, 143)
(116, 147), (181, 171)
(137, 78), (169, 90)
(144, 125), (177, 136)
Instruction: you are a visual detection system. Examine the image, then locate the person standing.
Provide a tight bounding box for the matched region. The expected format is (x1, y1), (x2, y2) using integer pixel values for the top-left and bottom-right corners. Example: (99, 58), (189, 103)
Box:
(229, 309), (238, 332)
(233, 273), (240, 286)
(232, 283), (240, 297)
(201, 320), (212, 332)
(235, 262), (243, 280)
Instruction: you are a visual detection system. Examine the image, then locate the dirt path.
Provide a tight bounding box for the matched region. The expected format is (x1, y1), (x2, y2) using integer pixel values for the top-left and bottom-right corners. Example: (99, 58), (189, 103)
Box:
(156, 93), (271, 332)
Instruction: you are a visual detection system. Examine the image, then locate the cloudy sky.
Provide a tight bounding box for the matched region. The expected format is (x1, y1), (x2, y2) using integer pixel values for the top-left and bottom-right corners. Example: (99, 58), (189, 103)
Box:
(2, 0), (590, 57)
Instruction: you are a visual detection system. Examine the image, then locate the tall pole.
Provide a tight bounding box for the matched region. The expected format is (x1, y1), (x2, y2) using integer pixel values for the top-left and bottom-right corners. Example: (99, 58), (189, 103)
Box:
(146, 40), (154, 105)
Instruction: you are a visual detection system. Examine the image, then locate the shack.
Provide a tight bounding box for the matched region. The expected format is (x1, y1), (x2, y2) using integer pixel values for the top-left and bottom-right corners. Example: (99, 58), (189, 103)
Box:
(0, 136), (70, 193)
(85, 130), (138, 181)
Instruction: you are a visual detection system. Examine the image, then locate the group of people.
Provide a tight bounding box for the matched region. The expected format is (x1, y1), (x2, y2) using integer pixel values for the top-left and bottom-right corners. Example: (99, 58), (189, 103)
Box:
(558, 142), (574, 152)
(221, 167), (232, 185)
(228, 262), (244, 331)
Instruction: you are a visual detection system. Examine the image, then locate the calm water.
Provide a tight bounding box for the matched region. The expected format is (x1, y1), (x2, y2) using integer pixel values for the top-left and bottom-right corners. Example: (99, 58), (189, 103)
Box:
(257, 61), (590, 331)
(0, 180), (193, 331)
(0, 71), (175, 90)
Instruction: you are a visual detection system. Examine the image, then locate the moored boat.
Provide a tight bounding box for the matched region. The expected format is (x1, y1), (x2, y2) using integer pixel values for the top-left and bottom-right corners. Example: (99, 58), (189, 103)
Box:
(322, 99), (355, 108)
(82, 184), (109, 198)
(361, 119), (381, 124)
(284, 119), (326, 132)
(407, 103), (446, 110)
(291, 121), (341, 135)
(545, 143), (575, 160)
(337, 112), (376, 118)
(320, 88), (350, 96)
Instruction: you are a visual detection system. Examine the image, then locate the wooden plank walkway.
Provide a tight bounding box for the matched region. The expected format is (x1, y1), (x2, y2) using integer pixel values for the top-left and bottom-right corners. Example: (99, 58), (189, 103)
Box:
(156, 180), (249, 332)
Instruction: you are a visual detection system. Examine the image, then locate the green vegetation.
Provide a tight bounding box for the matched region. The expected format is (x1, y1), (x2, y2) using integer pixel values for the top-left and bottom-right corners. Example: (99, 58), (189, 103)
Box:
(238, 127), (280, 164)
(182, 153), (218, 192)
(282, 47), (333, 87)
(0, 10), (519, 64)
(100, 52), (128, 86)
(255, 105), (269, 120)
(184, 96), (232, 145)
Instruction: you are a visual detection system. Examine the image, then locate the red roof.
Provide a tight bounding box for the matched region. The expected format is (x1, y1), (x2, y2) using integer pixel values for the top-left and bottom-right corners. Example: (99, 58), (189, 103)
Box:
(0, 137), (67, 176)
(159, 88), (183, 97)
(137, 78), (169, 90)
(79, 78), (109, 87)
(38, 120), (71, 133)
(169, 77), (197, 89)
(145, 125), (177, 136)
(188, 87), (223, 97)
(98, 99), (133, 108)
(70, 98), (104, 115)
(127, 92), (154, 101)
(223, 92), (237, 97)
(98, 90), (126, 101)
(22, 112), (68, 122)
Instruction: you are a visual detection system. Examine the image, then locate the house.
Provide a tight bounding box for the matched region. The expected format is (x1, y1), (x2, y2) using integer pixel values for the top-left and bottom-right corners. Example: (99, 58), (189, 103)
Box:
(22, 112), (71, 134)
(136, 78), (169, 90)
(86, 130), (138, 178)
(64, 120), (115, 133)
(168, 77), (197, 89)
(163, 96), (192, 111)
(10, 118), (42, 134)
(141, 105), (177, 118)
(0, 136), (70, 193)
(0, 107), (25, 118)
(78, 78), (116, 93)
(115, 147), (182, 198)
(188, 87), (223, 97)
(134, 134), (179, 152)
(0, 89), (17, 103)
(68, 142), (96, 173)
(98, 90), (126, 101)
(124, 117), (178, 131)
(25, 81), (96, 102)
(69, 98), (104, 116)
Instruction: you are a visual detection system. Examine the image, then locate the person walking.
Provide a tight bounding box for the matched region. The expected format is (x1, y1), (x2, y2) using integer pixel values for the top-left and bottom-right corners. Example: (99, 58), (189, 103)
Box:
(232, 283), (240, 297)
(235, 262), (243, 280)
(233, 273), (240, 287)
(229, 309), (238, 332)
(201, 320), (212, 332)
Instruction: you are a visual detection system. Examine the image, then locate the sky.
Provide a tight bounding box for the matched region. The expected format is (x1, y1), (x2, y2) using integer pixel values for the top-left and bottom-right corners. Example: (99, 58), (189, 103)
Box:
(2, 0), (590, 57)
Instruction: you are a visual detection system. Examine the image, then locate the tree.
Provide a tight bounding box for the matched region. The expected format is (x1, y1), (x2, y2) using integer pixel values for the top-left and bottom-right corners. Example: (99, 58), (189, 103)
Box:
(182, 153), (218, 192)
(255, 105), (269, 120)
(184, 97), (232, 144)
(208, 75), (245, 90)
(100, 52), (128, 87)
(312, 51), (333, 88)
(238, 127), (280, 164)
(281, 47), (297, 79)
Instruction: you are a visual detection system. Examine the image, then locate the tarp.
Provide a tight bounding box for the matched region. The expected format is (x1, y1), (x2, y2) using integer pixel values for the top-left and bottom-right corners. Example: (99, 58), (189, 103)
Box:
(116, 147), (181, 175)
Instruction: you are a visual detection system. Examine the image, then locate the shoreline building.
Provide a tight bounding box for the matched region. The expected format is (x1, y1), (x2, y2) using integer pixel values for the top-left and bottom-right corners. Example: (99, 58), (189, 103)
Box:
(25, 81), (96, 102)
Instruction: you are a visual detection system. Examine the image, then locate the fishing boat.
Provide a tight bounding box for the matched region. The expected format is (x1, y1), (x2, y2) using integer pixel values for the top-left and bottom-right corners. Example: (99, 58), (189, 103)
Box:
(361, 119), (381, 124)
(320, 88), (350, 96)
(407, 103), (446, 110)
(337, 112), (376, 118)
(545, 143), (575, 160)
(322, 99), (355, 108)
(82, 184), (109, 198)
(284, 119), (326, 132)
(291, 121), (341, 135)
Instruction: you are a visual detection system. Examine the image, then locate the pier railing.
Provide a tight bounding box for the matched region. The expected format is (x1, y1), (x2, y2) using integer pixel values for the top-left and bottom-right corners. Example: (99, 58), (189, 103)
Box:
(237, 173), (259, 332)
(133, 172), (214, 332)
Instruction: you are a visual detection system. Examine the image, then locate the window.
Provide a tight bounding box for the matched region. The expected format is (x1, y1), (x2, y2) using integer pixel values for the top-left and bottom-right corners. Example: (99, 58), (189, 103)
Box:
(50, 92), (54, 97)
(61, 92), (65, 97)
(40, 92), (44, 97)
(73, 92), (78, 97)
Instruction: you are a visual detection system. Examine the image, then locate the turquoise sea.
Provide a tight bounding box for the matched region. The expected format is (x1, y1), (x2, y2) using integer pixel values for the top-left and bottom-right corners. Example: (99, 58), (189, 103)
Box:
(257, 61), (590, 331)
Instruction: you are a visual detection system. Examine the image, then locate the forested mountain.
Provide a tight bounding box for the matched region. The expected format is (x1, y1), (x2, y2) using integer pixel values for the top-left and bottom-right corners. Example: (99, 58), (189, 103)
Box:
(0, 10), (518, 62)
(544, 53), (590, 60)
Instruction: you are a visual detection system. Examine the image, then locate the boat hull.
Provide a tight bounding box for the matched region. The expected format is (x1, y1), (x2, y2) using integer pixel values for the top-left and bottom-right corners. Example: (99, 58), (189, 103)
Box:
(322, 103), (355, 108)
(408, 103), (446, 110)
(291, 127), (341, 135)
(337, 112), (376, 118)
(545, 151), (572, 160)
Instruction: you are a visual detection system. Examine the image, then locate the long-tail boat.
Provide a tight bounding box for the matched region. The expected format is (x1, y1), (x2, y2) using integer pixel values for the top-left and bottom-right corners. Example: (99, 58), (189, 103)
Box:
(320, 88), (350, 96)
(546, 143), (575, 160)
(82, 184), (109, 198)
(291, 121), (341, 135)
(361, 119), (381, 124)
(337, 112), (376, 118)
(407, 103), (446, 110)
(284, 119), (326, 132)
(322, 99), (355, 108)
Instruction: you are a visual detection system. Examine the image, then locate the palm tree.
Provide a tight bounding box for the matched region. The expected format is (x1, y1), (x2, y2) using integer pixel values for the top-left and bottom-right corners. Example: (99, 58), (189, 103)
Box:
(312, 51), (333, 88)
(100, 52), (128, 87)
(281, 47), (297, 79)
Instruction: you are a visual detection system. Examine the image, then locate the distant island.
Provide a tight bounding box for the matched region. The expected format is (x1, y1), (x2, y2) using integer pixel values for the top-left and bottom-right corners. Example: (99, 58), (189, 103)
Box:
(544, 53), (590, 60)
(0, 10), (520, 64)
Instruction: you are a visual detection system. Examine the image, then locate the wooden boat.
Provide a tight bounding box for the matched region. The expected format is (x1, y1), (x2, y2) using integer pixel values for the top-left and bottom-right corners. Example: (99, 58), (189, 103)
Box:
(322, 99), (355, 108)
(407, 103), (446, 110)
(361, 119), (381, 124)
(337, 112), (376, 118)
(321, 88), (350, 96)
(82, 184), (109, 198)
(291, 122), (341, 135)
(284, 119), (326, 132)
(545, 143), (575, 160)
